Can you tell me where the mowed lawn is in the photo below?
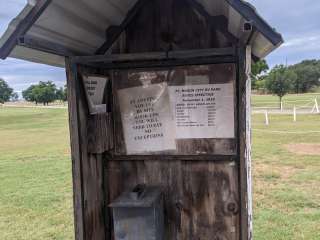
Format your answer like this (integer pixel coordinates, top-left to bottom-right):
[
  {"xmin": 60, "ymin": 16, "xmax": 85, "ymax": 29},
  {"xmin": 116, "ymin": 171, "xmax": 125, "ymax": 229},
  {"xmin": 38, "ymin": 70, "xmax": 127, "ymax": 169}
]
[
  {"xmin": 1, "ymin": 99, "xmax": 320, "ymax": 239},
  {"xmin": 252, "ymin": 113, "xmax": 320, "ymax": 240},
  {"xmin": 0, "ymin": 107, "xmax": 73, "ymax": 240}
]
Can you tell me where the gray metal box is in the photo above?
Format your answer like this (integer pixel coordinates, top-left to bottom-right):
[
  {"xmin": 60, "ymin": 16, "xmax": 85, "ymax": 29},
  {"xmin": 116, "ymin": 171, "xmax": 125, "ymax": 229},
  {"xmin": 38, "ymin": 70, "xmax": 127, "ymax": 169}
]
[{"xmin": 109, "ymin": 185, "xmax": 164, "ymax": 240}]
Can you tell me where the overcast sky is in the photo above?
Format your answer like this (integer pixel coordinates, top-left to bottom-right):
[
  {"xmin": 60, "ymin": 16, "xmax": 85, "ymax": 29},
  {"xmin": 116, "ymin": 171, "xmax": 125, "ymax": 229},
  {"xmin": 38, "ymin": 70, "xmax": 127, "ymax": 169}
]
[{"xmin": 0, "ymin": 0, "xmax": 319, "ymax": 95}]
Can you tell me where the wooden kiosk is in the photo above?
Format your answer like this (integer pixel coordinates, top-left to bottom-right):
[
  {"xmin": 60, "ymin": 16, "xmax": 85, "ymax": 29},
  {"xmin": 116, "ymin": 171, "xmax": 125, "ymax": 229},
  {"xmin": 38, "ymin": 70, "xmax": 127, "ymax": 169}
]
[{"xmin": 0, "ymin": 0, "xmax": 283, "ymax": 239}]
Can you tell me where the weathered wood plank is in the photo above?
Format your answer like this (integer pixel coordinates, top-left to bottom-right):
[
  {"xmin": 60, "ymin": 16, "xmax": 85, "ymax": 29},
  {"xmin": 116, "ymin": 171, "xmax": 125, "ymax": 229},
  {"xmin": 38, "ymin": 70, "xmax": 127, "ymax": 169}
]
[
  {"xmin": 105, "ymin": 1, "xmax": 241, "ymax": 240},
  {"xmin": 72, "ymin": 48, "xmax": 236, "ymax": 65},
  {"xmin": 87, "ymin": 113, "xmax": 112, "ymax": 154},
  {"xmin": 77, "ymin": 66, "xmax": 113, "ymax": 154},
  {"xmin": 67, "ymin": 60, "xmax": 111, "ymax": 240},
  {"xmin": 238, "ymin": 46, "xmax": 253, "ymax": 240},
  {"xmin": 108, "ymin": 154, "xmax": 237, "ymax": 161},
  {"xmin": 66, "ymin": 57, "xmax": 84, "ymax": 240},
  {"xmin": 95, "ymin": 0, "xmax": 149, "ymax": 54},
  {"xmin": 180, "ymin": 161, "xmax": 239, "ymax": 239},
  {"xmin": 81, "ymin": 153, "xmax": 107, "ymax": 240}
]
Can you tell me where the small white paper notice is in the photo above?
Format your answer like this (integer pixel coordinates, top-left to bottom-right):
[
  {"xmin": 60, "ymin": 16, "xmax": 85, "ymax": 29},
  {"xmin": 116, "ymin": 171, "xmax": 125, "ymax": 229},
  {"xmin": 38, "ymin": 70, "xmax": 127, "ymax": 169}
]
[
  {"xmin": 118, "ymin": 83, "xmax": 176, "ymax": 154},
  {"xmin": 169, "ymin": 83, "xmax": 234, "ymax": 139},
  {"xmin": 83, "ymin": 75, "xmax": 108, "ymax": 114}
]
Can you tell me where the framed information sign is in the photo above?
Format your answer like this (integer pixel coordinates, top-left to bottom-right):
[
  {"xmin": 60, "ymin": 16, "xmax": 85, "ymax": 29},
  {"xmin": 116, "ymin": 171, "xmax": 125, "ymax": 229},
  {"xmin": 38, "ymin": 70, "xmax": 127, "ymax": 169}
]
[{"xmin": 113, "ymin": 63, "xmax": 236, "ymax": 155}]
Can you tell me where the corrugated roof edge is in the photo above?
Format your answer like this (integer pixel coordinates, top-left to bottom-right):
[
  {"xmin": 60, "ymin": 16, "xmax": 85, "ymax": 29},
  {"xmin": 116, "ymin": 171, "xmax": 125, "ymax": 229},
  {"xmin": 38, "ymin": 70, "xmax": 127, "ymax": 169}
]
[
  {"xmin": 0, "ymin": 0, "xmax": 52, "ymax": 60},
  {"xmin": 0, "ymin": 0, "xmax": 284, "ymax": 64},
  {"xmin": 227, "ymin": 0, "xmax": 284, "ymax": 46}
]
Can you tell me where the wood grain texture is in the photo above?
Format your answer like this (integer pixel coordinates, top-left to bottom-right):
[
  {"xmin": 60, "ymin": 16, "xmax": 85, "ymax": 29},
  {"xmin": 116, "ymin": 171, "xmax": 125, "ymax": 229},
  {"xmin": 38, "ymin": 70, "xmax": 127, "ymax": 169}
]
[
  {"xmin": 105, "ymin": 1, "xmax": 240, "ymax": 239},
  {"xmin": 66, "ymin": 58, "xmax": 84, "ymax": 240},
  {"xmin": 67, "ymin": 1, "xmax": 251, "ymax": 239},
  {"xmin": 87, "ymin": 113, "xmax": 112, "ymax": 154},
  {"xmin": 77, "ymin": 66, "xmax": 113, "ymax": 154},
  {"xmin": 180, "ymin": 161, "xmax": 239, "ymax": 240},
  {"xmin": 67, "ymin": 60, "xmax": 110, "ymax": 240},
  {"xmin": 238, "ymin": 46, "xmax": 253, "ymax": 240}
]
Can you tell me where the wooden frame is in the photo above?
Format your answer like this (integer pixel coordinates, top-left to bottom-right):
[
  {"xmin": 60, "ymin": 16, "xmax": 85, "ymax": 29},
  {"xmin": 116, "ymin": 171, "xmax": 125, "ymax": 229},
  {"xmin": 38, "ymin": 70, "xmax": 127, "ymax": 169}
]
[
  {"xmin": 72, "ymin": 47, "xmax": 236, "ymax": 65},
  {"xmin": 66, "ymin": 46, "xmax": 252, "ymax": 239},
  {"xmin": 71, "ymin": 48, "xmax": 239, "ymax": 161}
]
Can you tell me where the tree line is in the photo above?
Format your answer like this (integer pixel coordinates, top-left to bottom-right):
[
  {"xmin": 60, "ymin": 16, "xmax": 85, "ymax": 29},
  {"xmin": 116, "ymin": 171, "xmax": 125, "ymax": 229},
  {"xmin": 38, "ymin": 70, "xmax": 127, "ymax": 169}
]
[
  {"xmin": 0, "ymin": 78, "xmax": 18, "ymax": 103},
  {"xmin": 22, "ymin": 81, "xmax": 67, "ymax": 105},
  {"xmin": 252, "ymin": 59, "xmax": 320, "ymax": 105},
  {"xmin": 0, "ymin": 78, "xmax": 67, "ymax": 105},
  {"xmin": 1, "ymin": 59, "xmax": 320, "ymax": 105}
]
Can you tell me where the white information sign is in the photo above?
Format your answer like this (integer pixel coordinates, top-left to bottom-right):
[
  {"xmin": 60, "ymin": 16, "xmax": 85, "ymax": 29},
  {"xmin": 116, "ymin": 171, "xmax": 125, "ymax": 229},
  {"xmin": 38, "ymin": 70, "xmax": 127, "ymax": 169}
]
[
  {"xmin": 83, "ymin": 75, "xmax": 108, "ymax": 114},
  {"xmin": 117, "ymin": 83, "xmax": 176, "ymax": 154},
  {"xmin": 169, "ymin": 83, "xmax": 234, "ymax": 139}
]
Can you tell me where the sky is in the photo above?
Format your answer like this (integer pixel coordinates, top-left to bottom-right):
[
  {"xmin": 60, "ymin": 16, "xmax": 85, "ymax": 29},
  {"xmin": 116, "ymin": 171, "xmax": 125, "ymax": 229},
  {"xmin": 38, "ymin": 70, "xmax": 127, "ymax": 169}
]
[{"xmin": 0, "ymin": 0, "xmax": 319, "ymax": 95}]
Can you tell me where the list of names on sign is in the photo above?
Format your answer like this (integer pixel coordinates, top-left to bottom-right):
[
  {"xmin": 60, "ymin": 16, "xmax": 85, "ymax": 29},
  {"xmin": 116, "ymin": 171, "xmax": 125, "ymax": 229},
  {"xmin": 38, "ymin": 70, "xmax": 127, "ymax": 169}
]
[
  {"xmin": 169, "ymin": 83, "xmax": 235, "ymax": 139},
  {"xmin": 117, "ymin": 83, "xmax": 176, "ymax": 154}
]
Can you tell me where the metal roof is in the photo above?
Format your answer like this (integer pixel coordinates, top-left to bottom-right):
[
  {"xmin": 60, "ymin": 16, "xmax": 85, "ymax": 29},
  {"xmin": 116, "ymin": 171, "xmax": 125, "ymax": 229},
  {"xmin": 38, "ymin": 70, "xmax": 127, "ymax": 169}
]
[{"xmin": 0, "ymin": 0, "xmax": 283, "ymax": 68}]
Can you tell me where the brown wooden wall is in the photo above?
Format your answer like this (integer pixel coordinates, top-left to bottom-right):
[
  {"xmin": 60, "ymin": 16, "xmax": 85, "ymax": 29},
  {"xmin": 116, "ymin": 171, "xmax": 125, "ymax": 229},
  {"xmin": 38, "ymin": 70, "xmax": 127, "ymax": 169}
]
[{"xmin": 66, "ymin": 0, "xmax": 252, "ymax": 239}]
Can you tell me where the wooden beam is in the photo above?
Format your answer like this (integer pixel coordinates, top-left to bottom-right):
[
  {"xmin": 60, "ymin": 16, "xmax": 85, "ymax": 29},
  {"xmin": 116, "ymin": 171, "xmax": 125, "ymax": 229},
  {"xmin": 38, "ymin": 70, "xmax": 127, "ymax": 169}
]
[
  {"xmin": 187, "ymin": 0, "xmax": 239, "ymax": 44},
  {"xmin": 238, "ymin": 46, "xmax": 253, "ymax": 240},
  {"xmin": 65, "ymin": 58, "xmax": 85, "ymax": 240},
  {"xmin": 72, "ymin": 51, "xmax": 167, "ymax": 64},
  {"xmin": 0, "ymin": 0, "xmax": 52, "ymax": 59},
  {"xmin": 72, "ymin": 47, "xmax": 236, "ymax": 64},
  {"xmin": 168, "ymin": 47, "xmax": 236, "ymax": 59},
  {"xmin": 95, "ymin": 0, "xmax": 148, "ymax": 55},
  {"xmin": 107, "ymin": 154, "xmax": 237, "ymax": 162},
  {"xmin": 18, "ymin": 36, "xmax": 81, "ymax": 57},
  {"xmin": 81, "ymin": 56, "xmax": 237, "ymax": 70}
]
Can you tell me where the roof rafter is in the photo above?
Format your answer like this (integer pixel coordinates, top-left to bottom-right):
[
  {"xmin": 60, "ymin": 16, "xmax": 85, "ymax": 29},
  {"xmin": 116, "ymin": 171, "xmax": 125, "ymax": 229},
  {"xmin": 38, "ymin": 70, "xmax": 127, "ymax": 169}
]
[
  {"xmin": 187, "ymin": 0, "xmax": 239, "ymax": 45},
  {"xmin": 17, "ymin": 36, "xmax": 82, "ymax": 57},
  {"xmin": 95, "ymin": 0, "xmax": 148, "ymax": 55},
  {"xmin": 0, "ymin": 0, "xmax": 52, "ymax": 59}
]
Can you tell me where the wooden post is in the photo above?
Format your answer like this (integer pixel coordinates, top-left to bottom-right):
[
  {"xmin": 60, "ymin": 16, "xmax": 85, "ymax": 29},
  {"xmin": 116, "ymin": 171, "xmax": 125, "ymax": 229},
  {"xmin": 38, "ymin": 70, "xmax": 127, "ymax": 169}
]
[
  {"xmin": 293, "ymin": 105, "xmax": 297, "ymax": 122},
  {"xmin": 65, "ymin": 58, "xmax": 109, "ymax": 240},
  {"xmin": 238, "ymin": 46, "xmax": 253, "ymax": 240},
  {"xmin": 311, "ymin": 98, "xmax": 319, "ymax": 113},
  {"xmin": 65, "ymin": 58, "xmax": 85, "ymax": 240},
  {"xmin": 265, "ymin": 110, "xmax": 269, "ymax": 126}
]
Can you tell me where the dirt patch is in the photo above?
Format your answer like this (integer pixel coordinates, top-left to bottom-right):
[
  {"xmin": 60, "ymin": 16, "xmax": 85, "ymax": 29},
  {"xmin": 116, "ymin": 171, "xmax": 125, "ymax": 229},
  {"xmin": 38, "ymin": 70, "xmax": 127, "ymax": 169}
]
[{"xmin": 285, "ymin": 143, "xmax": 320, "ymax": 156}]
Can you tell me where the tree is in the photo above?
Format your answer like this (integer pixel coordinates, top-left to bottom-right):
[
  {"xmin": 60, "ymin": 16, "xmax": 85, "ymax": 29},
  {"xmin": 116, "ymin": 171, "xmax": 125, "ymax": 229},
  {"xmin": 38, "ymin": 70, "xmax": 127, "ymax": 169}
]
[
  {"xmin": 23, "ymin": 85, "xmax": 37, "ymax": 103},
  {"xmin": 55, "ymin": 85, "xmax": 67, "ymax": 102},
  {"xmin": 23, "ymin": 81, "xmax": 58, "ymax": 105},
  {"xmin": 10, "ymin": 92, "xmax": 19, "ymax": 102},
  {"xmin": 289, "ymin": 60, "xmax": 320, "ymax": 93},
  {"xmin": 251, "ymin": 59, "xmax": 269, "ymax": 90},
  {"xmin": 265, "ymin": 65, "xmax": 296, "ymax": 108},
  {"xmin": 0, "ymin": 78, "xmax": 14, "ymax": 103}
]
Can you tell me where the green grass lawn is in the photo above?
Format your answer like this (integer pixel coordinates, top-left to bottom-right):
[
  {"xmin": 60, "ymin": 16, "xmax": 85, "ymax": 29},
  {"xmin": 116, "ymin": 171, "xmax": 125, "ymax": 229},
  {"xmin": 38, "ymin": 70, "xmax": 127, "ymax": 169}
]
[
  {"xmin": 252, "ymin": 113, "xmax": 320, "ymax": 240},
  {"xmin": 0, "ymin": 100, "xmax": 319, "ymax": 239},
  {"xmin": 0, "ymin": 107, "xmax": 73, "ymax": 240}
]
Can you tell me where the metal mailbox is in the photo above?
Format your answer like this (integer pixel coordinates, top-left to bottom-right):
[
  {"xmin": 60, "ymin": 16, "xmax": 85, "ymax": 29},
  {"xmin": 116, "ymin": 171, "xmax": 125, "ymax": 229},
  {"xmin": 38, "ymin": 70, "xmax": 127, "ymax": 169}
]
[{"xmin": 109, "ymin": 185, "xmax": 164, "ymax": 240}]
